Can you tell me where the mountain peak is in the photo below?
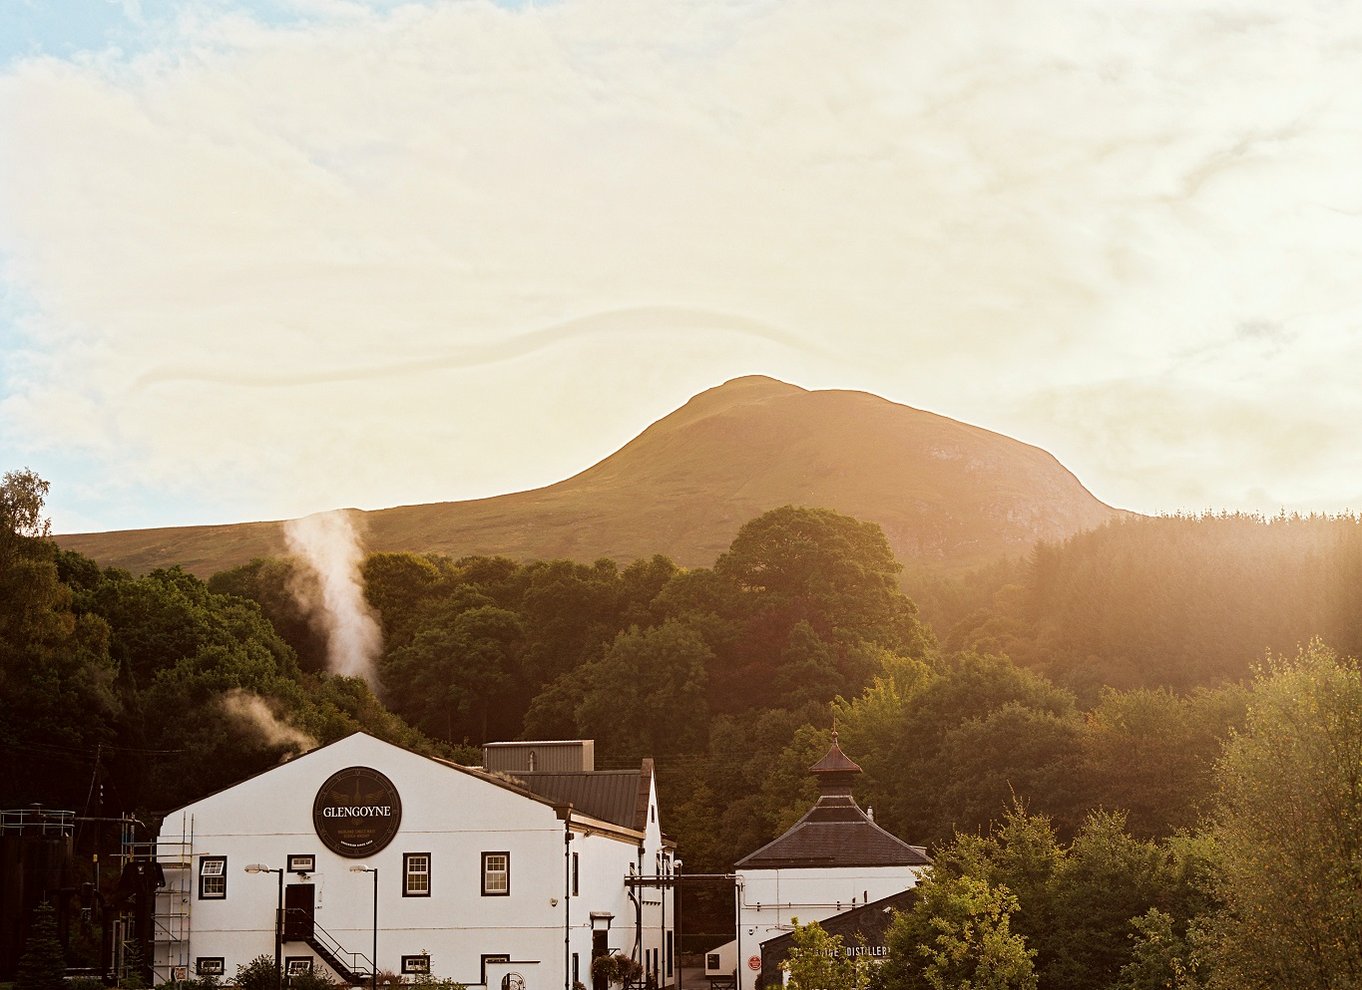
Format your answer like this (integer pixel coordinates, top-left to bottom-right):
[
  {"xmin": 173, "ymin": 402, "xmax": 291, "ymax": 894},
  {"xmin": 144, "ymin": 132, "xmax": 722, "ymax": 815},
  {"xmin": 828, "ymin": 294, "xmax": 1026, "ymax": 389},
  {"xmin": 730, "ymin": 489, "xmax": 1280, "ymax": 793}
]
[{"xmin": 57, "ymin": 378, "xmax": 1122, "ymax": 577}]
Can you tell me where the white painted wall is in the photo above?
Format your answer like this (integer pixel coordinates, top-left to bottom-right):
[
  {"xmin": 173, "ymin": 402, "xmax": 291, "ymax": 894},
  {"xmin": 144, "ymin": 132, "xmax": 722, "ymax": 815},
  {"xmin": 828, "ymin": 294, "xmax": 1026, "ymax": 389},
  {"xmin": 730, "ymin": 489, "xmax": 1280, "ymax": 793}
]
[
  {"xmin": 152, "ymin": 734, "xmax": 672, "ymax": 990},
  {"xmin": 734, "ymin": 866, "xmax": 924, "ymax": 990}
]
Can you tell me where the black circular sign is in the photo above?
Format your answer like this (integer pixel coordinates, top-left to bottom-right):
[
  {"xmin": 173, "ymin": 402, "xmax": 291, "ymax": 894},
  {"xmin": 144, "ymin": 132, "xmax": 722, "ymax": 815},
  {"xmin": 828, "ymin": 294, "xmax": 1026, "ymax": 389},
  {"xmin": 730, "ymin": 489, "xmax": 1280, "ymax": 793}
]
[{"xmin": 312, "ymin": 766, "xmax": 402, "ymax": 858}]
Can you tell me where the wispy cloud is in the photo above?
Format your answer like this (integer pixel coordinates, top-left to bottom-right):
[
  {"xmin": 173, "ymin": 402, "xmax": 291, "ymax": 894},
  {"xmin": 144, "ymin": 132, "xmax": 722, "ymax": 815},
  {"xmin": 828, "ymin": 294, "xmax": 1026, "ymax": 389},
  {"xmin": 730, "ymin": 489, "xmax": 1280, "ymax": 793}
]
[
  {"xmin": 2, "ymin": 0, "xmax": 1361, "ymax": 530},
  {"xmin": 130, "ymin": 306, "xmax": 820, "ymax": 389}
]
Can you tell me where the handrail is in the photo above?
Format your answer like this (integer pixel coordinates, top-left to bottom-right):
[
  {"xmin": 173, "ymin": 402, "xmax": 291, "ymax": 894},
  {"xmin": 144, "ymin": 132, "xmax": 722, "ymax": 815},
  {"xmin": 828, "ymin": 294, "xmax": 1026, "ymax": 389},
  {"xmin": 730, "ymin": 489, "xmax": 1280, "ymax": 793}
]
[{"xmin": 281, "ymin": 909, "xmax": 373, "ymax": 978}]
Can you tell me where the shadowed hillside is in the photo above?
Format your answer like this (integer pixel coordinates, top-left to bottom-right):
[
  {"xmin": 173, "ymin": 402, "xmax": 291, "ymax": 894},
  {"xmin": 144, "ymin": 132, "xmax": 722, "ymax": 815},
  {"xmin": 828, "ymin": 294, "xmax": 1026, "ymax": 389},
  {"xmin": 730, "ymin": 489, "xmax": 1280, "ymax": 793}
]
[{"xmin": 58, "ymin": 376, "xmax": 1124, "ymax": 576}]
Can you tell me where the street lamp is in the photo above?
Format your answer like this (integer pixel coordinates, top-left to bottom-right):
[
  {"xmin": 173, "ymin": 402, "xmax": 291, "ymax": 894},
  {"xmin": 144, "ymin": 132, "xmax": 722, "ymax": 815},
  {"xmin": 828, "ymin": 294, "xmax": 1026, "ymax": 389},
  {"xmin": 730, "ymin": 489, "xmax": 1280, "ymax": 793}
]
[
  {"xmin": 244, "ymin": 865, "xmax": 284, "ymax": 990},
  {"xmin": 349, "ymin": 866, "xmax": 378, "ymax": 990}
]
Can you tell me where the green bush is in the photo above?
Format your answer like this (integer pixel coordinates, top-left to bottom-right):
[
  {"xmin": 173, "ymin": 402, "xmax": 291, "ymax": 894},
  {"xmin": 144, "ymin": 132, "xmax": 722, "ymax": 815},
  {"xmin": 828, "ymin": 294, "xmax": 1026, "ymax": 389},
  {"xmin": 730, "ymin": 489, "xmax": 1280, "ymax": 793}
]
[{"xmin": 234, "ymin": 956, "xmax": 279, "ymax": 990}]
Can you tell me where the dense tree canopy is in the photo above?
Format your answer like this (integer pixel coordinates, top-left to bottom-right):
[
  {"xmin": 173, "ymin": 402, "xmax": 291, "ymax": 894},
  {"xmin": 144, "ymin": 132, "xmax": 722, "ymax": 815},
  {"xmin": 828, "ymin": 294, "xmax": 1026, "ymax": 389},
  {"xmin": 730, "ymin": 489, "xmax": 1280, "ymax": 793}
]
[
  {"xmin": 925, "ymin": 513, "xmax": 1362, "ymax": 698},
  {"xmin": 13, "ymin": 471, "xmax": 1362, "ymax": 990}
]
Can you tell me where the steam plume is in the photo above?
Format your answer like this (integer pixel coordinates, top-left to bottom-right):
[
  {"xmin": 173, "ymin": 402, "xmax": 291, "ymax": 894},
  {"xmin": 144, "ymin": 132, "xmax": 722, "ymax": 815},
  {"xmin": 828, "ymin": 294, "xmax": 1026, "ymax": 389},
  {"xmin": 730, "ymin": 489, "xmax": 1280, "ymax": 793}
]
[
  {"xmin": 284, "ymin": 509, "xmax": 384, "ymax": 693},
  {"xmin": 221, "ymin": 688, "xmax": 319, "ymax": 757}
]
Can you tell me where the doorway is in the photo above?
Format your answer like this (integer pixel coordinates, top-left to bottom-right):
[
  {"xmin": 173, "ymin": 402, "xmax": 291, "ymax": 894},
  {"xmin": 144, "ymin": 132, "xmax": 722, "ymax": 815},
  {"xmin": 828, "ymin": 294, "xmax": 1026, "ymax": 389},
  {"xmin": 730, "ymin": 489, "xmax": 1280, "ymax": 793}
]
[{"xmin": 283, "ymin": 884, "xmax": 315, "ymax": 940}]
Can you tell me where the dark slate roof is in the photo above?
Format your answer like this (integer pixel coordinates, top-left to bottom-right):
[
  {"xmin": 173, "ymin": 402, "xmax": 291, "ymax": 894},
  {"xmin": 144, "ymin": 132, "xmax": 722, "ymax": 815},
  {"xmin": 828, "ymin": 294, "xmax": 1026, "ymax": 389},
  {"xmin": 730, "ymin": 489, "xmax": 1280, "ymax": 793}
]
[
  {"xmin": 735, "ymin": 793, "xmax": 931, "ymax": 869},
  {"xmin": 509, "ymin": 760, "xmax": 652, "ymax": 832},
  {"xmin": 810, "ymin": 739, "xmax": 862, "ymax": 775},
  {"xmin": 736, "ymin": 736, "xmax": 929, "ymax": 870},
  {"xmin": 759, "ymin": 888, "xmax": 917, "ymax": 955}
]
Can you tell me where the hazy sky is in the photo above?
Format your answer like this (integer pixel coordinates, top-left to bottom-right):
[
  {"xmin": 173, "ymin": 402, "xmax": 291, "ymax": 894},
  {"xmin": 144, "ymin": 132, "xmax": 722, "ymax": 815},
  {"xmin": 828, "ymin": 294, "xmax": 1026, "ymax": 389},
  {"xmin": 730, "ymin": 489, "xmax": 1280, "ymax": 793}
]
[{"xmin": 2, "ymin": 0, "xmax": 1360, "ymax": 534}]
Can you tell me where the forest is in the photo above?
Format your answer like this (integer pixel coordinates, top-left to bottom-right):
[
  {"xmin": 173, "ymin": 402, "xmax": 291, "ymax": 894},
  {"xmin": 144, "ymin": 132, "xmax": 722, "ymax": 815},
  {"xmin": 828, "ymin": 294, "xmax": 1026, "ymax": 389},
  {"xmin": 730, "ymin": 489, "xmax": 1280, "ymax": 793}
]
[{"xmin": 4, "ymin": 466, "xmax": 1362, "ymax": 990}]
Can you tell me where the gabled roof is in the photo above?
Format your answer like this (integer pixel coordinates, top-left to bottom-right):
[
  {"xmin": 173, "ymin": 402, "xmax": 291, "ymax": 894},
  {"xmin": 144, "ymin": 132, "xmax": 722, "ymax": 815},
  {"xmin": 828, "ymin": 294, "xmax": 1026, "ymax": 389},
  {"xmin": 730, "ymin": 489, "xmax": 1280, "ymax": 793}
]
[{"xmin": 162, "ymin": 731, "xmax": 655, "ymax": 841}]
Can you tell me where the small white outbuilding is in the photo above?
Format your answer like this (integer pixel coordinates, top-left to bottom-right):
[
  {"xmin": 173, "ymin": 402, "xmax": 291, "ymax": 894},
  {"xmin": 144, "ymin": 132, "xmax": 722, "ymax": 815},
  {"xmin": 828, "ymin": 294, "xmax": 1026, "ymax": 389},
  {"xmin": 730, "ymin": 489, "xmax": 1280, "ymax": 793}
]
[{"xmin": 151, "ymin": 732, "xmax": 675, "ymax": 990}]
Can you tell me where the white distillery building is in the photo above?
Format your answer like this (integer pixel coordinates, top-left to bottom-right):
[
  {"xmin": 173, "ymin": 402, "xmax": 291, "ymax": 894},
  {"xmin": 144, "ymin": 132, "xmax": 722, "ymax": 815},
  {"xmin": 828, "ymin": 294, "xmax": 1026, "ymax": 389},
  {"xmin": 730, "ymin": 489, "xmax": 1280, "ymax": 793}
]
[
  {"xmin": 151, "ymin": 733, "xmax": 676, "ymax": 990},
  {"xmin": 720, "ymin": 736, "xmax": 930, "ymax": 990}
]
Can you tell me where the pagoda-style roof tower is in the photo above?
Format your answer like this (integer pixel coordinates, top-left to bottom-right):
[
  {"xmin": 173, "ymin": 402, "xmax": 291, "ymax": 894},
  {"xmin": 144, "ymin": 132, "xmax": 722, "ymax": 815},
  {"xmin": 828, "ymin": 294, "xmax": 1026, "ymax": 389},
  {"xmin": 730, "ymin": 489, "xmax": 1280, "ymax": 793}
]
[{"xmin": 735, "ymin": 734, "xmax": 930, "ymax": 870}]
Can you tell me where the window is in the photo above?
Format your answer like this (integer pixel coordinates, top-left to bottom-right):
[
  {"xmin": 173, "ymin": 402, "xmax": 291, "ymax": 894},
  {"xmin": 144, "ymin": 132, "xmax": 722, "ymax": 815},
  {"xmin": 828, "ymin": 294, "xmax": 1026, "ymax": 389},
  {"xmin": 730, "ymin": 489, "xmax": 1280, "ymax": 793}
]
[
  {"xmin": 288, "ymin": 854, "xmax": 315, "ymax": 874},
  {"xmin": 573, "ymin": 953, "xmax": 580, "ymax": 987},
  {"xmin": 198, "ymin": 857, "xmax": 226, "ymax": 900},
  {"xmin": 572, "ymin": 852, "xmax": 579, "ymax": 896},
  {"xmin": 706, "ymin": 954, "xmax": 720, "ymax": 971},
  {"xmin": 286, "ymin": 959, "xmax": 314, "ymax": 977},
  {"xmin": 402, "ymin": 956, "xmax": 431, "ymax": 975},
  {"xmin": 666, "ymin": 933, "xmax": 673, "ymax": 978},
  {"xmin": 196, "ymin": 959, "xmax": 224, "ymax": 976},
  {"xmin": 481, "ymin": 852, "xmax": 509, "ymax": 896},
  {"xmin": 404, "ymin": 853, "xmax": 431, "ymax": 897}
]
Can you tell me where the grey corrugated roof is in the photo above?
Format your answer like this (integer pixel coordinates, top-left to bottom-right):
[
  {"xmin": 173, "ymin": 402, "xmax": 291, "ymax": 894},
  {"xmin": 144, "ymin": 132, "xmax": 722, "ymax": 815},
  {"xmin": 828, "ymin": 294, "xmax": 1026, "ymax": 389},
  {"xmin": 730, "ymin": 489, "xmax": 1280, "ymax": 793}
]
[{"xmin": 510, "ymin": 762, "xmax": 651, "ymax": 832}]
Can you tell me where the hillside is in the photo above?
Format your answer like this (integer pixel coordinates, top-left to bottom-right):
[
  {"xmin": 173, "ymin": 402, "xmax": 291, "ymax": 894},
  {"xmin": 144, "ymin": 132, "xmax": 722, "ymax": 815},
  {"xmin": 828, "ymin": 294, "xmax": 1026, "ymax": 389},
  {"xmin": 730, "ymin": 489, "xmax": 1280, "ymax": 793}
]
[{"xmin": 57, "ymin": 375, "xmax": 1125, "ymax": 577}]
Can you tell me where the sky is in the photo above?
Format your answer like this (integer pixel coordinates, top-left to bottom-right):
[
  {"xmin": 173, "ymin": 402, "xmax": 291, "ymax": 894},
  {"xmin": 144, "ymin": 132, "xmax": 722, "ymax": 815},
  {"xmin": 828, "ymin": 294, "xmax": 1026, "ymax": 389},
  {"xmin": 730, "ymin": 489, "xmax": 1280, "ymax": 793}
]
[{"xmin": 1, "ymin": 0, "xmax": 1360, "ymax": 535}]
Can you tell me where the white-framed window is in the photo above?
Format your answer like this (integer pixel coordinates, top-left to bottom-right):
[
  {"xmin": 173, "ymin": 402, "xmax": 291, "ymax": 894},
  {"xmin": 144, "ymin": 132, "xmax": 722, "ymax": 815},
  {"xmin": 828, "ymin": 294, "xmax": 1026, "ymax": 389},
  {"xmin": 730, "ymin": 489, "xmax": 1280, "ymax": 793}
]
[
  {"xmin": 286, "ymin": 958, "xmax": 314, "ymax": 977},
  {"xmin": 401, "ymin": 955, "xmax": 431, "ymax": 975},
  {"xmin": 481, "ymin": 852, "xmax": 509, "ymax": 896},
  {"xmin": 196, "ymin": 958, "xmax": 224, "ymax": 976},
  {"xmin": 404, "ymin": 853, "xmax": 431, "ymax": 897},
  {"xmin": 288, "ymin": 854, "xmax": 316, "ymax": 874},
  {"xmin": 198, "ymin": 857, "xmax": 227, "ymax": 900}
]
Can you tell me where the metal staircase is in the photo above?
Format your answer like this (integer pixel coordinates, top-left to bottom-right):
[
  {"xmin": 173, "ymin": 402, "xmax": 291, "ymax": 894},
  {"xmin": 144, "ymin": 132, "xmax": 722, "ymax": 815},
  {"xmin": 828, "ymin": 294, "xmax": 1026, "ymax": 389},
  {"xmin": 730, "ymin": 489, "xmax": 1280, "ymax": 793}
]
[{"xmin": 283, "ymin": 909, "xmax": 373, "ymax": 986}]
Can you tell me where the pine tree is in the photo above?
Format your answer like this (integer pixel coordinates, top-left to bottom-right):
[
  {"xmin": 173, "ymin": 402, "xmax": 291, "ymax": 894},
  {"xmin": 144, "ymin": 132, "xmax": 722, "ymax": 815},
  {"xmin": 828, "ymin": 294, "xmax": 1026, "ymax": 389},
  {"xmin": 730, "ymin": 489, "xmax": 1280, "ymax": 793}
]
[{"xmin": 15, "ymin": 901, "xmax": 66, "ymax": 990}]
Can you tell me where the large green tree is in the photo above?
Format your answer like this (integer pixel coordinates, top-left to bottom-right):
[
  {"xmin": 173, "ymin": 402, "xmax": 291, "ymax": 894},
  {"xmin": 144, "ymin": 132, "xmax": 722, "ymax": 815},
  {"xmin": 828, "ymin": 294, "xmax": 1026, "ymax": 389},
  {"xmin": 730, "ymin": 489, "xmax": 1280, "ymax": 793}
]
[
  {"xmin": 572, "ymin": 620, "xmax": 711, "ymax": 761},
  {"xmin": 933, "ymin": 802, "xmax": 1207, "ymax": 990},
  {"xmin": 877, "ymin": 874, "xmax": 1036, "ymax": 990},
  {"xmin": 208, "ymin": 557, "xmax": 330, "ymax": 672},
  {"xmin": 835, "ymin": 652, "xmax": 1083, "ymax": 844},
  {"xmin": 715, "ymin": 505, "xmax": 931, "ymax": 653},
  {"xmin": 711, "ymin": 506, "xmax": 933, "ymax": 710},
  {"xmin": 784, "ymin": 919, "xmax": 875, "ymax": 990},
  {"xmin": 0, "ymin": 471, "xmax": 120, "ymax": 806},
  {"xmin": 382, "ymin": 600, "xmax": 525, "ymax": 743},
  {"xmin": 1080, "ymin": 685, "xmax": 1247, "ymax": 838},
  {"xmin": 1198, "ymin": 641, "xmax": 1362, "ymax": 989}
]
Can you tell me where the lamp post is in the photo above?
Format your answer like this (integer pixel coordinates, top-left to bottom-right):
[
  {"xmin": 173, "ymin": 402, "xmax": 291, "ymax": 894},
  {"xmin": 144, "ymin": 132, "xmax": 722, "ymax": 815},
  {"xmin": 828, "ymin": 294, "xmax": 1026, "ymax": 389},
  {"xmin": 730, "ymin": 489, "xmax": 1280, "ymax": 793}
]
[
  {"xmin": 349, "ymin": 866, "xmax": 378, "ymax": 990},
  {"xmin": 244, "ymin": 865, "xmax": 284, "ymax": 990}
]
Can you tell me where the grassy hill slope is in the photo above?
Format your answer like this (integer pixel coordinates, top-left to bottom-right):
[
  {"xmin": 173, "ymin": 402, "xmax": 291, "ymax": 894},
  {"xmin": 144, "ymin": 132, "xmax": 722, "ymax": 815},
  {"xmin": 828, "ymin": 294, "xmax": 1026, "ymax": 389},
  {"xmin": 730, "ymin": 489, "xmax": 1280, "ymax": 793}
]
[{"xmin": 58, "ymin": 375, "xmax": 1125, "ymax": 576}]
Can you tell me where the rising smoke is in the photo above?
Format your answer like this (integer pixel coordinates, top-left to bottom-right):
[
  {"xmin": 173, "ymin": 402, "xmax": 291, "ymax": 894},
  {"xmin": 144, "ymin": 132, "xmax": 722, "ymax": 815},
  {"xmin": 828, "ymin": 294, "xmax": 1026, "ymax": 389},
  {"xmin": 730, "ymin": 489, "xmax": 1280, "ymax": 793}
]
[
  {"xmin": 221, "ymin": 688, "xmax": 319, "ymax": 757},
  {"xmin": 284, "ymin": 509, "xmax": 385, "ymax": 693}
]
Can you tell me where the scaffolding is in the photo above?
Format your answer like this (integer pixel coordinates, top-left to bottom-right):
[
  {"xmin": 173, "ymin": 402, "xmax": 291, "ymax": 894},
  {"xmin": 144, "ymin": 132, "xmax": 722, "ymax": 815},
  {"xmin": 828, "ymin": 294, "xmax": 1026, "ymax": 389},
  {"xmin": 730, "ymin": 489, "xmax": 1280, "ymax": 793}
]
[{"xmin": 122, "ymin": 816, "xmax": 194, "ymax": 985}]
